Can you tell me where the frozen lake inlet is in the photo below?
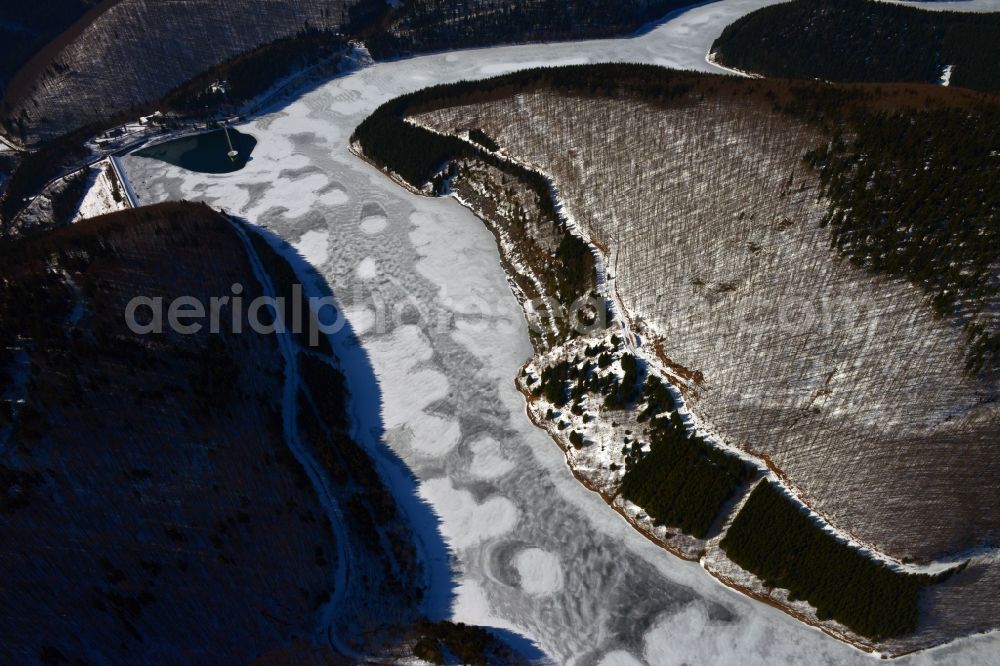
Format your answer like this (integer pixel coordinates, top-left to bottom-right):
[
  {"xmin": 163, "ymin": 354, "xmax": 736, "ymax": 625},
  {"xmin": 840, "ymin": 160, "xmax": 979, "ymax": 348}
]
[{"xmin": 121, "ymin": 1, "xmax": 1000, "ymax": 662}]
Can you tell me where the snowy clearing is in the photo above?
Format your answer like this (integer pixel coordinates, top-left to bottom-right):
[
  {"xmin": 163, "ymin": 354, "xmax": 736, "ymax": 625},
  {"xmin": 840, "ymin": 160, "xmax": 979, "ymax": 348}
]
[{"xmin": 72, "ymin": 159, "xmax": 130, "ymax": 222}]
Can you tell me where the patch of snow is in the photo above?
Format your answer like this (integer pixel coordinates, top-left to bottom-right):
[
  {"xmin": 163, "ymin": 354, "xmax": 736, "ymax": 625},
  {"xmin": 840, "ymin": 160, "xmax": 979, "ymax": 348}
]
[
  {"xmin": 596, "ymin": 650, "xmax": 645, "ymax": 666},
  {"xmin": 467, "ymin": 435, "xmax": 515, "ymax": 480},
  {"xmin": 360, "ymin": 214, "xmax": 388, "ymax": 234},
  {"xmin": 367, "ymin": 325, "xmax": 460, "ymax": 457},
  {"xmin": 643, "ymin": 602, "xmax": 826, "ymax": 666},
  {"xmin": 513, "ymin": 547, "xmax": 563, "ymax": 595},
  {"xmin": 356, "ymin": 256, "xmax": 378, "ymax": 280},
  {"xmin": 451, "ymin": 579, "xmax": 527, "ymax": 640},
  {"xmin": 342, "ymin": 304, "xmax": 376, "ymax": 336},
  {"xmin": 940, "ymin": 64, "xmax": 954, "ymax": 86},
  {"xmin": 72, "ymin": 159, "xmax": 129, "ymax": 221},
  {"xmin": 419, "ymin": 477, "xmax": 519, "ymax": 549},
  {"xmin": 294, "ymin": 229, "xmax": 329, "ymax": 266}
]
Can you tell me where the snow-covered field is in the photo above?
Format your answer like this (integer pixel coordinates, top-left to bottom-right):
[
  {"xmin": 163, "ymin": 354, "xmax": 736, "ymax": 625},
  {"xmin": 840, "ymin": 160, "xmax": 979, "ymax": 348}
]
[
  {"xmin": 121, "ymin": 1, "xmax": 1000, "ymax": 662},
  {"xmin": 71, "ymin": 159, "xmax": 130, "ymax": 222}
]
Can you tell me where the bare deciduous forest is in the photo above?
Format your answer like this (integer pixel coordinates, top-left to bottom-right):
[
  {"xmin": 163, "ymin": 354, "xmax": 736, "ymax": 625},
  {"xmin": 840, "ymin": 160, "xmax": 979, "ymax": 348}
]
[
  {"xmin": 1, "ymin": 0, "xmax": 694, "ymax": 146},
  {"xmin": 1, "ymin": 0, "xmax": 352, "ymax": 144},
  {"xmin": 417, "ymin": 84, "xmax": 999, "ymax": 564},
  {"xmin": 353, "ymin": 64, "xmax": 1000, "ymax": 651}
]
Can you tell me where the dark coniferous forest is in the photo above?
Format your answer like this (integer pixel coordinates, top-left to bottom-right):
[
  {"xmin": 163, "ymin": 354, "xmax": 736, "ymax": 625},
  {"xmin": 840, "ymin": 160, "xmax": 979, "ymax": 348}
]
[
  {"xmin": 804, "ymin": 106, "xmax": 1000, "ymax": 372},
  {"xmin": 721, "ymin": 481, "xmax": 940, "ymax": 640},
  {"xmin": 364, "ymin": 0, "xmax": 692, "ymax": 58},
  {"xmin": 620, "ymin": 407, "xmax": 753, "ymax": 539},
  {"xmin": 712, "ymin": 0, "xmax": 1000, "ymax": 91}
]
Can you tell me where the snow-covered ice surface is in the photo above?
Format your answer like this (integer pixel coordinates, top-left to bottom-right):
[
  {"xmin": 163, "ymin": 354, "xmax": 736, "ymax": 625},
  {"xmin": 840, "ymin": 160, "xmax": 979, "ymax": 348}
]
[
  {"xmin": 121, "ymin": 1, "xmax": 1000, "ymax": 662},
  {"xmin": 293, "ymin": 228, "xmax": 330, "ymax": 266}
]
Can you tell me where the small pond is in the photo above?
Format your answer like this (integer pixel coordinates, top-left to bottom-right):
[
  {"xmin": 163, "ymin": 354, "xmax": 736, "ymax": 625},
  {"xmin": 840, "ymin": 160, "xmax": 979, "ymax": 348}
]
[{"xmin": 132, "ymin": 128, "xmax": 256, "ymax": 173}]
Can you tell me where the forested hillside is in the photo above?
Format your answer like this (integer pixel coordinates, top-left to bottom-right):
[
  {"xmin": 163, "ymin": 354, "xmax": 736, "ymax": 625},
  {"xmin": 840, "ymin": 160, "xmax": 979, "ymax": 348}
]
[
  {"xmin": 0, "ymin": 0, "xmax": 694, "ymax": 146},
  {"xmin": 0, "ymin": 202, "xmax": 526, "ymax": 663},
  {"xmin": 415, "ymin": 70, "xmax": 999, "ymax": 558},
  {"xmin": 0, "ymin": 0, "xmax": 105, "ymax": 98},
  {"xmin": 711, "ymin": 0, "xmax": 1000, "ymax": 91},
  {"xmin": 364, "ymin": 0, "xmax": 690, "ymax": 58},
  {"xmin": 354, "ymin": 64, "xmax": 1000, "ymax": 653},
  {"xmin": 0, "ymin": 0, "xmax": 353, "ymax": 146},
  {"xmin": 803, "ymin": 105, "xmax": 1000, "ymax": 372},
  {"xmin": 0, "ymin": 203, "xmax": 341, "ymax": 661}
]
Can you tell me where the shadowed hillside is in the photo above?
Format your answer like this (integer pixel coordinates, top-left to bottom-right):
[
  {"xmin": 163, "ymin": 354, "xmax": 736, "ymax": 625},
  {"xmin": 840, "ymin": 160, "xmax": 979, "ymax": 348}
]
[
  {"xmin": 0, "ymin": 202, "xmax": 341, "ymax": 661},
  {"xmin": 0, "ymin": 202, "xmax": 531, "ymax": 663},
  {"xmin": 0, "ymin": 1, "xmax": 107, "ymax": 99}
]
